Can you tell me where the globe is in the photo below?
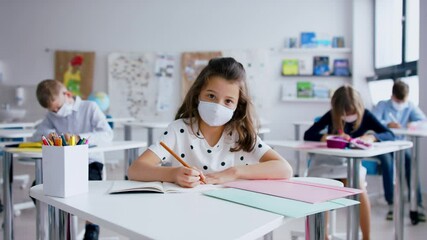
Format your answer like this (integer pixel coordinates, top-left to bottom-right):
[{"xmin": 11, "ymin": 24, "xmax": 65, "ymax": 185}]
[{"xmin": 88, "ymin": 92, "xmax": 110, "ymax": 112}]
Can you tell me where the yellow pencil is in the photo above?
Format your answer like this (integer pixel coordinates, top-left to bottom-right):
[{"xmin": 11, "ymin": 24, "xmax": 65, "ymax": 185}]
[{"xmin": 159, "ymin": 141, "xmax": 206, "ymax": 184}]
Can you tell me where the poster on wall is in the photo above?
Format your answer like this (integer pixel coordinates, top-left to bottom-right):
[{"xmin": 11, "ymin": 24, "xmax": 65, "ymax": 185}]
[
  {"xmin": 181, "ymin": 51, "xmax": 222, "ymax": 99},
  {"xmin": 54, "ymin": 51, "xmax": 95, "ymax": 99},
  {"xmin": 108, "ymin": 52, "xmax": 178, "ymax": 120}
]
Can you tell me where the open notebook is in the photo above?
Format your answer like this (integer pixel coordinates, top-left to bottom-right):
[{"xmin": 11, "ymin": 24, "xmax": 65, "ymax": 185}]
[{"xmin": 109, "ymin": 180, "xmax": 222, "ymax": 194}]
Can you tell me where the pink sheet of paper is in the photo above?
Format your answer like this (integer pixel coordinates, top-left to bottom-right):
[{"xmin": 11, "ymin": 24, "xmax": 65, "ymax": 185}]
[{"xmin": 223, "ymin": 179, "xmax": 362, "ymax": 203}]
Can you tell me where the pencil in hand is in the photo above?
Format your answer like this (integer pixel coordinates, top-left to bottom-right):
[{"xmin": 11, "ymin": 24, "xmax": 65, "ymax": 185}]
[{"xmin": 159, "ymin": 141, "xmax": 206, "ymax": 184}]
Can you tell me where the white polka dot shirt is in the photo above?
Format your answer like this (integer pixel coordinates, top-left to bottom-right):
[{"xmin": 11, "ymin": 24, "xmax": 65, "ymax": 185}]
[{"xmin": 149, "ymin": 119, "xmax": 271, "ymax": 173}]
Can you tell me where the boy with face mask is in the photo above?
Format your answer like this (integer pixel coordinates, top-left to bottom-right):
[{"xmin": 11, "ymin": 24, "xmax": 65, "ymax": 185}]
[
  {"xmin": 31, "ymin": 79, "xmax": 113, "ymax": 240},
  {"xmin": 373, "ymin": 80, "xmax": 426, "ymax": 222}
]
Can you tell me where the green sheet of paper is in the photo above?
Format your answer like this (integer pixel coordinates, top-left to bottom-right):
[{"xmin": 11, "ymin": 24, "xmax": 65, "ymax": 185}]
[{"xmin": 204, "ymin": 188, "xmax": 359, "ymax": 218}]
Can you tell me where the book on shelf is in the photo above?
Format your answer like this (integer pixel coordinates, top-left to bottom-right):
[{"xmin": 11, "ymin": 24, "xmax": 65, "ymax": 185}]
[
  {"xmin": 297, "ymin": 81, "xmax": 313, "ymax": 98},
  {"xmin": 282, "ymin": 59, "xmax": 299, "ymax": 75},
  {"xmin": 312, "ymin": 85, "xmax": 330, "ymax": 99},
  {"xmin": 300, "ymin": 32, "xmax": 317, "ymax": 48},
  {"xmin": 333, "ymin": 59, "xmax": 350, "ymax": 76},
  {"xmin": 313, "ymin": 56, "xmax": 330, "ymax": 76},
  {"xmin": 109, "ymin": 180, "xmax": 221, "ymax": 194},
  {"xmin": 332, "ymin": 36, "xmax": 345, "ymax": 48}
]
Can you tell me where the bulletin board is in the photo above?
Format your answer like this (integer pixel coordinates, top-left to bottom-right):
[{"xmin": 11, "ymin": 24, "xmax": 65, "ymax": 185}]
[
  {"xmin": 108, "ymin": 52, "xmax": 176, "ymax": 120},
  {"xmin": 180, "ymin": 51, "xmax": 222, "ymax": 99},
  {"xmin": 54, "ymin": 51, "xmax": 95, "ymax": 99}
]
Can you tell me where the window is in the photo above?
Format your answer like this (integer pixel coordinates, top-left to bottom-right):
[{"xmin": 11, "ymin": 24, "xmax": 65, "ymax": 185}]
[
  {"xmin": 373, "ymin": 0, "xmax": 419, "ymax": 80},
  {"xmin": 369, "ymin": 76, "xmax": 419, "ymax": 106}
]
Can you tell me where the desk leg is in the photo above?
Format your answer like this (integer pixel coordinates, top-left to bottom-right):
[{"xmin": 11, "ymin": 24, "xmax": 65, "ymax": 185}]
[
  {"xmin": 409, "ymin": 137, "xmax": 419, "ymax": 224},
  {"xmin": 3, "ymin": 151, "xmax": 14, "ymax": 240},
  {"xmin": 306, "ymin": 212, "xmax": 326, "ymax": 240},
  {"xmin": 346, "ymin": 157, "xmax": 360, "ymax": 240},
  {"xmin": 394, "ymin": 150, "xmax": 405, "ymax": 240},
  {"xmin": 147, "ymin": 128, "xmax": 153, "ymax": 147},
  {"xmin": 124, "ymin": 124, "xmax": 132, "ymax": 141},
  {"xmin": 294, "ymin": 125, "xmax": 300, "ymax": 177},
  {"xmin": 49, "ymin": 205, "xmax": 59, "ymax": 239},
  {"xmin": 58, "ymin": 209, "xmax": 71, "ymax": 240},
  {"xmin": 35, "ymin": 158, "xmax": 48, "ymax": 240},
  {"xmin": 263, "ymin": 232, "xmax": 273, "ymax": 240},
  {"xmin": 124, "ymin": 148, "xmax": 139, "ymax": 179}
]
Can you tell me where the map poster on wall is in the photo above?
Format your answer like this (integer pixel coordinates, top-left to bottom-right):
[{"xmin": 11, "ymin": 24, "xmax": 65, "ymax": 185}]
[
  {"xmin": 108, "ymin": 52, "xmax": 156, "ymax": 120},
  {"xmin": 54, "ymin": 51, "xmax": 95, "ymax": 99},
  {"xmin": 181, "ymin": 51, "xmax": 222, "ymax": 99}
]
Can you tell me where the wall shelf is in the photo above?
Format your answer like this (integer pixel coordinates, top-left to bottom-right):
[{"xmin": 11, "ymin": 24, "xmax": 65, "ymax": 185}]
[
  {"xmin": 281, "ymin": 74, "xmax": 352, "ymax": 78},
  {"xmin": 281, "ymin": 98, "xmax": 330, "ymax": 103},
  {"xmin": 274, "ymin": 48, "xmax": 352, "ymax": 54}
]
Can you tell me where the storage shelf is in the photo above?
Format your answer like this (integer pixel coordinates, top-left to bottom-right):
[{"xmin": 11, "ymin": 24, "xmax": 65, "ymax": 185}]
[
  {"xmin": 281, "ymin": 74, "xmax": 352, "ymax": 78},
  {"xmin": 274, "ymin": 48, "xmax": 352, "ymax": 54},
  {"xmin": 281, "ymin": 98, "xmax": 330, "ymax": 103}
]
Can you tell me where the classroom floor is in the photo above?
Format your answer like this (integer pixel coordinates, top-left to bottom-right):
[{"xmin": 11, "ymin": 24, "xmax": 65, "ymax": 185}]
[{"xmin": 2, "ymin": 158, "xmax": 426, "ymax": 240}]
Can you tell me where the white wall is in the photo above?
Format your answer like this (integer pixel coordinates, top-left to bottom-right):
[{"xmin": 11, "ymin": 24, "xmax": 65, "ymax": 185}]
[{"xmin": 3, "ymin": 1, "xmax": 395, "ymax": 168}]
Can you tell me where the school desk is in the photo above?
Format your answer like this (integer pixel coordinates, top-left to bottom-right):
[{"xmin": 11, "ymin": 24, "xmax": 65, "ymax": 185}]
[
  {"xmin": 2, "ymin": 141, "xmax": 147, "ymax": 240},
  {"xmin": 0, "ymin": 119, "xmax": 41, "ymax": 129},
  {"xmin": 123, "ymin": 121, "xmax": 169, "ymax": 146},
  {"xmin": 264, "ymin": 140, "xmax": 412, "ymax": 240},
  {"xmin": 391, "ymin": 128, "xmax": 427, "ymax": 225},
  {"xmin": 0, "ymin": 128, "xmax": 35, "ymax": 139},
  {"xmin": 29, "ymin": 179, "xmax": 355, "ymax": 240},
  {"xmin": 292, "ymin": 120, "xmax": 314, "ymax": 176}
]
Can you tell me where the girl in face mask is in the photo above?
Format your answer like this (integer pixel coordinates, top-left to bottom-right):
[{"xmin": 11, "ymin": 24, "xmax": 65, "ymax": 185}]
[
  {"xmin": 128, "ymin": 57, "xmax": 293, "ymax": 187},
  {"xmin": 303, "ymin": 85, "xmax": 395, "ymax": 240}
]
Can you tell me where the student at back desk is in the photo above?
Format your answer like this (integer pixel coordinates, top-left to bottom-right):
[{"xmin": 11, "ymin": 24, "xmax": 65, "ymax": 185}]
[
  {"xmin": 31, "ymin": 79, "xmax": 113, "ymax": 240},
  {"xmin": 304, "ymin": 85, "xmax": 395, "ymax": 240}
]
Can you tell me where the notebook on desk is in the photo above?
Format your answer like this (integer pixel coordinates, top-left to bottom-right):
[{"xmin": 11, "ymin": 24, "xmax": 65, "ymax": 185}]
[
  {"xmin": 109, "ymin": 180, "xmax": 222, "ymax": 194},
  {"xmin": 203, "ymin": 188, "xmax": 359, "ymax": 218},
  {"xmin": 223, "ymin": 179, "xmax": 362, "ymax": 203}
]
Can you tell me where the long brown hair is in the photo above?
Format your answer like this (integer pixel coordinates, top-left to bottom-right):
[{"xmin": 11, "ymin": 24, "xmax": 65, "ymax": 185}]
[
  {"xmin": 331, "ymin": 85, "xmax": 365, "ymax": 133},
  {"xmin": 175, "ymin": 57, "xmax": 258, "ymax": 152}
]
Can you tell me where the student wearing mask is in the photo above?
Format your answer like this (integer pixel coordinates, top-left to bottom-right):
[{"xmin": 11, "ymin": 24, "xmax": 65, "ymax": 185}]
[
  {"xmin": 32, "ymin": 79, "xmax": 113, "ymax": 240},
  {"xmin": 372, "ymin": 80, "xmax": 425, "ymax": 222}
]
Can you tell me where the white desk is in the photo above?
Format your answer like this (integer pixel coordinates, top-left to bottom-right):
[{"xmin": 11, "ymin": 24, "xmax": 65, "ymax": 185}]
[
  {"xmin": 264, "ymin": 140, "xmax": 412, "ymax": 240},
  {"xmin": 123, "ymin": 121, "xmax": 170, "ymax": 146},
  {"xmin": 391, "ymin": 128, "xmax": 427, "ymax": 225},
  {"xmin": 0, "ymin": 119, "xmax": 41, "ymax": 129},
  {"xmin": 31, "ymin": 181, "xmax": 285, "ymax": 240},
  {"xmin": 2, "ymin": 141, "xmax": 147, "ymax": 240},
  {"xmin": 0, "ymin": 129, "xmax": 35, "ymax": 139}
]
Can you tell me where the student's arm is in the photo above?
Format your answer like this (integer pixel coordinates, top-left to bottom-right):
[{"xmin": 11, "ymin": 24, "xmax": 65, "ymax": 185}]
[
  {"xmin": 408, "ymin": 104, "xmax": 426, "ymax": 123},
  {"xmin": 362, "ymin": 110, "xmax": 395, "ymax": 141},
  {"xmin": 30, "ymin": 117, "xmax": 56, "ymax": 142},
  {"xmin": 371, "ymin": 101, "xmax": 388, "ymax": 125},
  {"xmin": 205, "ymin": 148, "xmax": 293, "ymax": 184},
  {"xmin": 128, "ymin": 149, "xmax": 204, "ymax": 188},
  {"xmin": 79, "ymin": 103, "xmax": 113, "ymax": 145},
  {"xmin": 303, "ymin": 112, "xmax": 331, "ymax": 141}
]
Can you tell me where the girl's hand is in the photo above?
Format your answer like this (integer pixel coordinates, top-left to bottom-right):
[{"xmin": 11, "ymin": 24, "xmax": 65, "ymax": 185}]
[
  {"xmin": 205, "ymin": 167, "xmax": 238, "ymax": 185},
  {"xmin": 358, "ymin": 134, "xmax": 377, "ymax": 143},
  {"xmin": 172, "ymin": 166, "xmax": 204, "ymax": 188}
]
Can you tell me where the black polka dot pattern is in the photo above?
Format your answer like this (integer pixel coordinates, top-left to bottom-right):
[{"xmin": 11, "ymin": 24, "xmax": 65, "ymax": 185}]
[
  {"xmin": 197, "ymin": 132, "xmax": 200, "ymax": 136},
  {"xmin": 181, "ymin": 153, "xmax": 185, "ymax": 158},
  {"xmin": 221, "ymin": 162, "xmax": 225, "ymax": 166},
  {"xmin": 164, "ymin": 131, "xmax": 168, "ymax": 135},
  {"xmin": 190, "ymin": 145, "xmax": 193, "ymax": 150},
  {"xmin": 207, "ymin": 149, "xmax": 212, "ymax": 153},
  {"xmin": 258, "ymin": 144, "xmax": 262, "ymax": 148},
  {"xmin": 180, "ymin": 129, "xmax": 184, "ymax": 133},
  {"xmin": 162, "ymin": 157, "xmax": 166, "ymax": 160},
  {"xmin": 240, "ymin": 156, "xmax": 244, "ymax": 161},
  {"xmin": 203, "ymin": 166, "xmax": 208, "ymax": 170}
]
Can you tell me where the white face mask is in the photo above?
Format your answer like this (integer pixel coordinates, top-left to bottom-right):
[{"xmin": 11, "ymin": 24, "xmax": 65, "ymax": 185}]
[
  {"xmin": 342, "ymin": 114, "xmax": 358, "ymax": 123},
  {"xmin": 54, "ymin": 101, "xmax": 73, "ymax": 118},
  {"xmin": 391, "ymin": 100, "xmax": 408, "ymax": 111},
  {"xmin": 198, "ymin": 100, "xmax": 235, "ymax": 127}
]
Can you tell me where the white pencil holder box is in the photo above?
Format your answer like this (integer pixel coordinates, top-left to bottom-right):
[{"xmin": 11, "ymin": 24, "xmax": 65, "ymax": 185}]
[{"xmin": 42, "ymin": 145, "xmax": 89, "ymax": 198}]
